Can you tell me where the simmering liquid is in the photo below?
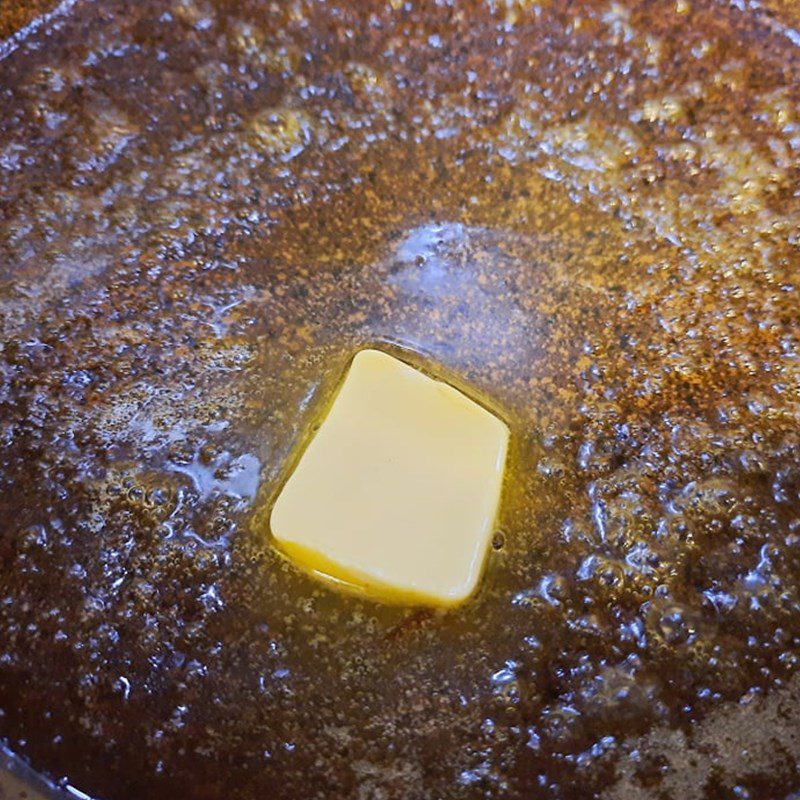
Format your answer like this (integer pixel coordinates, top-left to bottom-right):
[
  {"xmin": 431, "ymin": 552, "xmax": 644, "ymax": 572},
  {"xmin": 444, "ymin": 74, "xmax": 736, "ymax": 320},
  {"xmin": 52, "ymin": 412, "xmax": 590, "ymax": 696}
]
[{"xmin": 1, "ymin": 0, "xmax": 799, "ymax": 798}]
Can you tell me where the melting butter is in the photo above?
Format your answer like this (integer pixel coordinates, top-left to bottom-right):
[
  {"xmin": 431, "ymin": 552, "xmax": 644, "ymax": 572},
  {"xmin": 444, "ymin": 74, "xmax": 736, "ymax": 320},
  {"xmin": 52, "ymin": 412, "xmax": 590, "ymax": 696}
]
[{"xmin": 270, "ymin": 349, "xmax": 509, "ymax": 607}]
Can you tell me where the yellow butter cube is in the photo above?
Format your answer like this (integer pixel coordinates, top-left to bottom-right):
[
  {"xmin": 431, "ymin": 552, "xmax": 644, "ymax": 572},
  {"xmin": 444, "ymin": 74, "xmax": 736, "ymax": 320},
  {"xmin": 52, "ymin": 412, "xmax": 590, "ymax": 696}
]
[{"xmin": 270, "ymin": 349, "xmax": 509, "ymax": 607}]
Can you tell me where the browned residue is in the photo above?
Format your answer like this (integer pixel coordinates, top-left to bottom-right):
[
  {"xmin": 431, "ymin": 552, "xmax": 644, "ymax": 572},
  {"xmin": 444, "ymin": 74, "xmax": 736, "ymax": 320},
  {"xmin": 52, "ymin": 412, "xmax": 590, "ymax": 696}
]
[{"xmin": 0, "ymin": 1, "xmax": 799, "ymax": 799}]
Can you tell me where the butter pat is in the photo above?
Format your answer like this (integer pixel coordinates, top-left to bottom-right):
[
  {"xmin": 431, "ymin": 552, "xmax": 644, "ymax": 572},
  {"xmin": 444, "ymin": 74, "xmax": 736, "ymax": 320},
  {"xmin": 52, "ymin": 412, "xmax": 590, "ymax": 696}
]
[{"xmin": 270, "ymin": 349, "xmax": 509, "ymax": 607}]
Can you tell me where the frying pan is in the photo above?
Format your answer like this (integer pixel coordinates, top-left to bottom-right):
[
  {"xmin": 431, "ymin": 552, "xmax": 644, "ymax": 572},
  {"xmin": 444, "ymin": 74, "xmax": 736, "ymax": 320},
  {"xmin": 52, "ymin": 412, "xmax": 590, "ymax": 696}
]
[{"xmin": 1, "ymin": 0, "xmax": 799, "ymax": 798}]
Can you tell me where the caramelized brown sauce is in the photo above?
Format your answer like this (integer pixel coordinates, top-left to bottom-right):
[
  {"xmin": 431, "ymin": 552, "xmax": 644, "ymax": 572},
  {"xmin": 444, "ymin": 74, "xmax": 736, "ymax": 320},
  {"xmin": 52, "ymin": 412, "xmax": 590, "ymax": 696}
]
[{"xmin": 1, "ymin": 0, "xmax": 799, "ymax": 798}]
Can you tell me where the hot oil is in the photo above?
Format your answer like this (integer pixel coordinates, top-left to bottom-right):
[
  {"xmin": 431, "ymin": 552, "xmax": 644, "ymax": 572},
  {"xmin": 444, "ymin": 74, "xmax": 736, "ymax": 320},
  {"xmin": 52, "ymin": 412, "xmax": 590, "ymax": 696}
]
[{"xmin": 0, "ymin": 0, "xmax": 799, "ymax": 798}]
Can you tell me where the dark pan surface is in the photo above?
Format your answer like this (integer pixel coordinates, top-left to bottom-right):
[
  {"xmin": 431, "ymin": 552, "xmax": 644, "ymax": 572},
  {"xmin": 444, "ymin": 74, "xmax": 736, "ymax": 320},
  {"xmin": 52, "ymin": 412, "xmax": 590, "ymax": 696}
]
[{"xmin": 1, "ymin": 1, "xmax": 799, "ymax": 798}]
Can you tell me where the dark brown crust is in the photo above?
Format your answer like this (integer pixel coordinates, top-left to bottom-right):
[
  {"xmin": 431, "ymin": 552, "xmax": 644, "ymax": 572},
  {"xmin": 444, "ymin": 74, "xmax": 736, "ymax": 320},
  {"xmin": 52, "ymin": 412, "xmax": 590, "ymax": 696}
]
[
  {"xmin": 0, "ymin": 0, "xmax": 61, "ymax": 42},
  {"xmin": 0, "ymin": 1, "xmax": 799, "ymax": 799}
]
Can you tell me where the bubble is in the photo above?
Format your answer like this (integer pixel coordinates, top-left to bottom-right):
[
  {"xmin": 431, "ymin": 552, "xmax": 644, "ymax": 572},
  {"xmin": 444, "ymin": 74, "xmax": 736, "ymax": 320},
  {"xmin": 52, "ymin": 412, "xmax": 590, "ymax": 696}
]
[
  {"xmin": 248, "ymin": 108, "xmax": 313, "ymax": 161},
  {"xmin": 646, "ymin": 601, "xmax": 698, "ymax": 647}
]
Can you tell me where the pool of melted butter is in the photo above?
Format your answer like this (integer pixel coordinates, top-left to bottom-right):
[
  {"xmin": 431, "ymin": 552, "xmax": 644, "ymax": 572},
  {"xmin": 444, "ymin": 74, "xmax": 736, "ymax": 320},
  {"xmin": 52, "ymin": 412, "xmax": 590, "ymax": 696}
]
[{"xmin": 1, "ymin": 0, "xmax": 799, "ymax": 798}]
